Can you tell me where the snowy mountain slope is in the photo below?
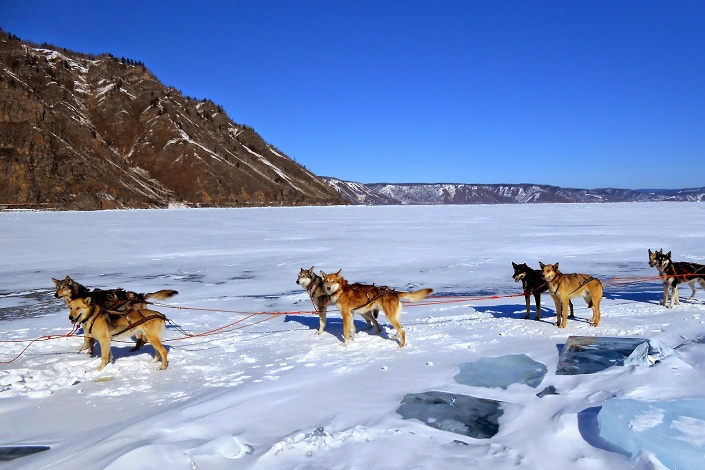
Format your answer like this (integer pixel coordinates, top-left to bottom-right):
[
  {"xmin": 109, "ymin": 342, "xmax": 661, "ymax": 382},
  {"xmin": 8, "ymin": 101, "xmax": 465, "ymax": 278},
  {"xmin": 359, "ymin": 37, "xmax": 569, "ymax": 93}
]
[{"xmin": 0, "ymin": 31, "xmax": 344, "ymax": 209}]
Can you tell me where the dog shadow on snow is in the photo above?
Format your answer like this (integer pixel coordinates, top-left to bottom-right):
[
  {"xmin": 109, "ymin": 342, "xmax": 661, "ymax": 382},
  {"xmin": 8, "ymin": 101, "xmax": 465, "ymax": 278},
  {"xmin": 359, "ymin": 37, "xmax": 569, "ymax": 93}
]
[
  {"xmin": 283, "ymin": 315, "xmax": 393, "ymax": 343},
  {"xmin": 82, "ymin": 335, "xmax": 172, "ymax": 362},
  {"xmin": 473, "ymin": 303, "xmax": 594, "ymax": 326},
  {"xmin": 475, "ymin": 285, "xmax": 666, "ymax": 325}
]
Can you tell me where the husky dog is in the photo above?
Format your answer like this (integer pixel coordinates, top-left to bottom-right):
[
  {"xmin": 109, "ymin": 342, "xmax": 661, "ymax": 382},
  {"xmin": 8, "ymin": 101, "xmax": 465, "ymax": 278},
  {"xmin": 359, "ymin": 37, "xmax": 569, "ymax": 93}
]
[
  {"xmin": 297, "ymin": 267, "xmax": 379, "ymax": 335},
  {"xmin": 512, "ymin": 262, "xmax": 573, "ymax": 321},
  {"xmin": 539, "ymin": 262, "xmax": 603, "ymax": 328},
  {"xmin": 68, "ymin": 297, "xmax": 168, "ymax": 371},
  {"xmin": 53, "ymin": 275, "xmax": 177, "ymax": 353},
  {"xmin": 320, "ymin": 269, "xmax": 432, "ymax": 347},
  {"xmin": 649, "ymin": 249, "xmax": 705, "ymax": 308}
]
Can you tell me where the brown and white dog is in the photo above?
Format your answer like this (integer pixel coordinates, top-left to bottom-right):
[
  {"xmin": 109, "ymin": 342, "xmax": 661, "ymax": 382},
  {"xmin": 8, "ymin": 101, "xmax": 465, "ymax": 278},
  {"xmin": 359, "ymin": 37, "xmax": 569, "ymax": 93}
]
[
  {"xmin": 320, "ymin": 269, "xmax": 432, "ymax": 347},
  {"xmin": 296, "ymin": 267, "xmax": 378, "ymax": 335},
  {"xmin": 539, "ymin": 262, "xmax": 603, "ymax": 328}
]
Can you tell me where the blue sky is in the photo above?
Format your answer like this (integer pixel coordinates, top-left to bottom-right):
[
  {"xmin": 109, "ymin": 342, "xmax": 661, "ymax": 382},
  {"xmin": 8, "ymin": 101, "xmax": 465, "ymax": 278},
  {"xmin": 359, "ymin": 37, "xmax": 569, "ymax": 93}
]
[{"xmin": 2, "ymin": 1, "xmax": 704, "ymax": 189}]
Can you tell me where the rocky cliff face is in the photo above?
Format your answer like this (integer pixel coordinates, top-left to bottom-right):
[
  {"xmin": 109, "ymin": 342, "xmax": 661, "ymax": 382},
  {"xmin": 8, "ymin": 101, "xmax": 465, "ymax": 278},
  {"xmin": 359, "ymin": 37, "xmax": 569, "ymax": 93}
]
[{"xmin": 0, "ymin": 31, "xmax": 345, "ymax": 210}]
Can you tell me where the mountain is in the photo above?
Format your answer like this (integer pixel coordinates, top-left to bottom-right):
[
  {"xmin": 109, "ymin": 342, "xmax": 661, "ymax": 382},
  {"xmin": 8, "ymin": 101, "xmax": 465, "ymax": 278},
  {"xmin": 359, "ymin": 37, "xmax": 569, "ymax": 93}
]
[
  {"xmin": 322, "ymin": 178, "xmax": 705, "ymax": 205},
  {"xmin": 0, "ymin": 30, "xmax": 345, "ymax": 210}
]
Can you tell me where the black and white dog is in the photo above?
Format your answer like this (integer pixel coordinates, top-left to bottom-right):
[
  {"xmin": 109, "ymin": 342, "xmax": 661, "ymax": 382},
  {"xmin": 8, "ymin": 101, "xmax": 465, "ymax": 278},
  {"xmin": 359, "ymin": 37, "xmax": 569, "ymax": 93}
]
[
  {"xmin": 512, "ymin": 262, "xmax": 573, "ymax": 321},
  {"xmin": 649, "ymin": 249, "xmax": 705, "ymax": 307}
]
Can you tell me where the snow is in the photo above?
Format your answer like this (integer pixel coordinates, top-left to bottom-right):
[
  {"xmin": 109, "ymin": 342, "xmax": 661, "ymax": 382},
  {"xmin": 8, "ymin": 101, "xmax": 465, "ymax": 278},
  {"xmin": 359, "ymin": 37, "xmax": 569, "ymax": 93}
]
[{"xmin": 1, "ymin": 202, "xmax": 705, "ymax": 469}]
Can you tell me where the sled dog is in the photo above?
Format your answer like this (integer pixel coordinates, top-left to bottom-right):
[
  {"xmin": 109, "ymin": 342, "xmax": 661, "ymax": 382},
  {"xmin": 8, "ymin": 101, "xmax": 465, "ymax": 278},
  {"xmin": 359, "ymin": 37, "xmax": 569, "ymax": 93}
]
[
  {"xmin": 67, "ymin": 296, "xmax": 168, "ymax": 371},
  {"xmin": 53, "ymin": 275, "xmax": 177, "ymax": 353},
  {"xmin": 296, "ymin": 267, "xmax": 378, "ymax": 335},
  {"xmin": 512, "ymin": 262, "xmax": 573, "ymax": 321},
  {"xmin": 539, "ymin": 262, "xmax": 603, "ymax": 328},
  {"xmin": 320, "ymin": 269, "xmax": 433, "ymax": 347},
  {"xmin": 648, "ymin": 249, "xmax": 705, "ymax": 308}
]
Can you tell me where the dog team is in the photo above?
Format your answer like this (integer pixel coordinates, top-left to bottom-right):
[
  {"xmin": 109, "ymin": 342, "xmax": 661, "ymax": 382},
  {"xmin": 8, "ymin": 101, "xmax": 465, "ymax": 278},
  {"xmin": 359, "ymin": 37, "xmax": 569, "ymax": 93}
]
[{"xmin": 51, "ymin": 249, "xmax": 704, "ymax": 371}]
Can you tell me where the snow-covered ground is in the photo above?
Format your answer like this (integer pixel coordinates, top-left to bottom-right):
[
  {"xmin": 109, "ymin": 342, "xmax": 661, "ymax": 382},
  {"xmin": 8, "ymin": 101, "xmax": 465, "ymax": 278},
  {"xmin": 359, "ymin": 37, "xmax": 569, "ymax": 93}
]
[{"xmin": 1, "ymin": 203, "xmax": 704, "ymax": 469}]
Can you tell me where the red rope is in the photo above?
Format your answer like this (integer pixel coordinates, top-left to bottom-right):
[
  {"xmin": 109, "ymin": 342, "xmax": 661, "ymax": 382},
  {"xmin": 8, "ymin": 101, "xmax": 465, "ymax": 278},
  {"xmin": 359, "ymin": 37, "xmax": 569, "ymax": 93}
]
[
  {"xmin": 0, "ymin": 324, "xmax": 79, "ymax": 364},
  {"xmin": 0, "ymin": 274, "xmax": 672, "ymax": 363}
]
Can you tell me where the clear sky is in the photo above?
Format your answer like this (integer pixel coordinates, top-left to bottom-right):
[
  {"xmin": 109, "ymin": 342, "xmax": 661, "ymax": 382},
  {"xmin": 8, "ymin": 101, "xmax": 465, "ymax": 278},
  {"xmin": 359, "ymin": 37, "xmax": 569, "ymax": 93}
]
[{"xmin": 2, "ymin": 1, "xmax": 704, "ymax": 189}]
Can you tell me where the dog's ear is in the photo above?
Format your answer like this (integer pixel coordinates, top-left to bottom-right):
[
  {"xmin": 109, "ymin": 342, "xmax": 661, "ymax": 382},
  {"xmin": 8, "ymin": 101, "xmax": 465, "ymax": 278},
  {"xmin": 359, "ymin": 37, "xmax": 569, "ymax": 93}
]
[
  {"xmin": 648, "ymin": 249, "xmax": 652, "ymax": 256},
  {"xmin": 554, "ymin": 262, "xmax": 559, "ymax": 270},
  {"xmin": 539, "ymin": 261, "xmax": 545, "ymax": 269},
  {"xmin": 320, "ymin": 270, "xmax": 327, "ymax": 278},
  {"xmin": 84, "ymin": 296, "xmax": 92, "ymax": 305},
  {"xmin": 64, "ymin": 275, "xmax": 71, "ymax": 282},
  {"xmin": 658, "ymin": 248, "xmax": 663, "ymax": 255},
  {"xmin": 309, "ymin": 266, "xmax": 315, "ymax": 273},
  {"xmin": 335, "ymin": 269, "xmax": 342, "ymax": 276},
  {"xmin": 512, "ymin": 262, "xmax": 518, "ymax": 268},
  {"xmin": 52, "ymin": 278, "xmax": 60, "ymax": 286},
  {"xmin": 666, "ymin": 251, "xmax": 671, "ymax": 259}
]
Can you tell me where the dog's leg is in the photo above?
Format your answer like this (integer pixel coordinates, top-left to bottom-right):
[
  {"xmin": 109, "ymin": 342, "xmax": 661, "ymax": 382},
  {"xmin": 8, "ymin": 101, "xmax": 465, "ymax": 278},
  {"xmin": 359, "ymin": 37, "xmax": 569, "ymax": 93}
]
[
  {"xmin": 524, "ymin": 293, "xmax": 532, "ymax": 320},
  {"xmin": 96, "ymin": 336, "xmax": 112, "ymax": 371},
  {"xmin": 686, "ymin": 280, "xmax": 698, "ymax": 300},
  {"xmin": 130, "ymin": 334, "xmax": 145, "ymax": 352},
  {"xmin": 386, "ymin": 303, "xmax": 406, "ymax": 347},
  {"xmin": 364, "ymin": 309, "xmax": 381, "ymax": 334},
  {"xmin": 591, "ymin": 299, "xmax": 602, "ymax": 327},
  {"xmin": 697, "ymin": 279, "xmax": 705, "ymax": 300},
  {"xmin": 661, "ymin": 280, "xmax": 669, "ymax": 305},
  {"xmin": 590, "ymin": 287, "xmax": 603, "ymax": 327},
  {"xmin": 668, "ymin": 282, "xmax": 679, "ymax": 308},
  {"xmin": 559, "ymin": 299, "xmax": 571, "ymax": 328},
  {"xmin": 532, "ymin": 293, "xmax": 542, "ymax": 320},
  {"xmin": 551, "ymin": 296, "xmax": 561, "ymax": 327},
  {"xmin": 361, "ymin": 312, "xmax": 372, "ymax": 329},
  {"xmin": 78, "ymin": 335, "xmax": 95, "ymax": 355},
  {"xmin": 316, "ymin": 303, "xmax": 327, "ymax": 335},
  {"xmin": 341, "ymin": 308, "xmax": 354, "ymax": 346},
  {"xmin": 146, "ymin": 331, "xmax": 168, "ymax": 370},
  {"xmin": 674, "ymin": 285, "xmax": 680, "ymax": 306}
]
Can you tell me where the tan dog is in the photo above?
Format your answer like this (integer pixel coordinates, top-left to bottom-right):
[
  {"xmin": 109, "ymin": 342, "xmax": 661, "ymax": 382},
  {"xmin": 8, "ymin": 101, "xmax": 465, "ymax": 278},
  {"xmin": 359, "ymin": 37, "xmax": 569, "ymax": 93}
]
[
  {"xmin": 68, "ymin": 297, "xmax": 169, "ymax": 371},
  {"xmin": 320, "ymin": 270, "xmax": 433, "ymax": 347},
  {"xmin": 539, "ymin": 262, "xmax": 603, "ymax": 328},
  {"xmin": 53, "ymin": 275, "xmax": 177, "ymax": 353}
]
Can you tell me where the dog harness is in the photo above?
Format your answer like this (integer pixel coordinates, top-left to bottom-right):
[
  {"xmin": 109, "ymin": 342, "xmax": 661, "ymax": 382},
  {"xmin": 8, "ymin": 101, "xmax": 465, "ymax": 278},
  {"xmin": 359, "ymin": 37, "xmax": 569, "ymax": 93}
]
[
  {"xmin": 304, "ymin": 277, "xmax": 329, "ymax": 313},
  {"xmin": 111, "ymin": 312, "xmax": 167, "ymax": 337},
  {"xmin": 350, "ymin": 284, "xmax": 396, "ymax": 311},
  {"xmin": 81, "ymin": 307, "xmax": 166, "ymax": 337},
  {"xmin": 548, "ymin": 273, "xmax": 597, "ymax": 296}
]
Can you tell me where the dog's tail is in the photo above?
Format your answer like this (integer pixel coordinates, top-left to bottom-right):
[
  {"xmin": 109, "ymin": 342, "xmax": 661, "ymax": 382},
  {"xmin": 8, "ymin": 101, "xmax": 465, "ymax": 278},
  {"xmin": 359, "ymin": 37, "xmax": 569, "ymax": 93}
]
[
  {"xmin": 398, "ymin": 288, "xmax": 433, "ymax": 302},
  {"xmin": 145, "ymin": 289, "xmax": 179, "ymax": 300}
]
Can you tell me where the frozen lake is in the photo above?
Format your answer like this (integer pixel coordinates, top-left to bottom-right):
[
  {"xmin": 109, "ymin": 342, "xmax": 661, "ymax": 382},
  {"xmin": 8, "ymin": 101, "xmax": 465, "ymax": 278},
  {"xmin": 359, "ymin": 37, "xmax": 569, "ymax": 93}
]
[{"xmin": 1, "ymin": 202, "xmax": 705, "ymax": 469}]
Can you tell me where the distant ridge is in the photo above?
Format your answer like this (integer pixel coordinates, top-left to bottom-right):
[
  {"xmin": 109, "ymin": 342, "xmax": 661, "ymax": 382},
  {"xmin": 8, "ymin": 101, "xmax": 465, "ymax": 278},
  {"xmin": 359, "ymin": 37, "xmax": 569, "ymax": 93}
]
[{"xmin": 322, "ymin": 178, "xmax": 705, "ymax": 205}]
